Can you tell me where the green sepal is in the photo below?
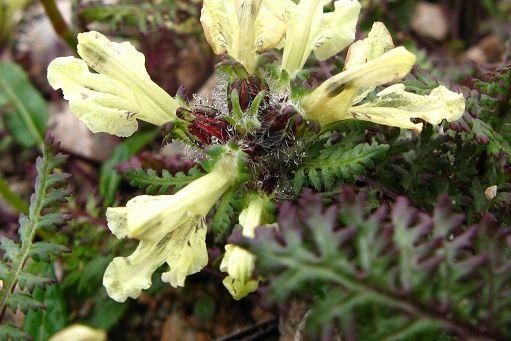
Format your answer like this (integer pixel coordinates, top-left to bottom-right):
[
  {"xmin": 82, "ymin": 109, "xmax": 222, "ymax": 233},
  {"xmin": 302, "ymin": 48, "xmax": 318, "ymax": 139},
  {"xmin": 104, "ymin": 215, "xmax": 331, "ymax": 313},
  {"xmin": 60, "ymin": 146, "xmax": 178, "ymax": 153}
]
[{"xmin": 216, "ymin": 59, "xmax": 250, "ymax": 82}]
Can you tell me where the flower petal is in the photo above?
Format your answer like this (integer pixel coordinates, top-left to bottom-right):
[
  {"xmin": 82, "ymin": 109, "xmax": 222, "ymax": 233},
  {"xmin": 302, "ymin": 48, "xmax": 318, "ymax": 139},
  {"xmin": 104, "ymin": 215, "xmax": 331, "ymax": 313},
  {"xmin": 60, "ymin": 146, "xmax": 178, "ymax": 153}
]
[
  {"xmin": 255, "ymin": 0, "xmax": 288, "ymax": 51},
  {"xmin": 311, "ymin": 0, "xmax": 361, "ymax": 61},
  {"xmin": 223, "ymin": 276, "xmax": 260, "ymax": 301},
  {"xmin": 345, "ymin": 22, "xmax": 394, "ymax": 69},
  {"xmin": 303, "ymin": 46, "xmax": 416, "ymax": 125},
  {"xmin": 103, "ymin": 150, "xmax": 242, "ymax": 301},
  {"xmin": 105, "ymin": 162, "xmax": 236, "ymax": 242},
  {"xmin": 238, "ymin": 196, "xmax": 265, "ymax": 237},
  {"xmin": 344, "ymin": 22, "xmax": 396, "ymax": 104},
  {"xmin": 161, "ymin": 217, "xmax": 209, "ymax": 287},
  {"xmin": 200, "ymin": 0, "xmax": 239, "ymax": 55},
  {"xmin": 76, "ymin": 32, "xmax": 179, "ymax": 126},
  {"xmin": 106, "ymin": 195, "xmax": 185, "ymax": 242},
  {"xmin": 47, "ymin": 57, "xmax": 140, "ymax": 137},
  {"xmin": 350, "ymin": 84, "xmax": 466, "ymax": 132},
  {"xmin": 327, "ymin": 47, "xmax": 416, "ymax": 90},
  {"xmin": 105, "ymin": 207, "xmax": 128, "ymax": 239},
  {"xmin": 220, "ymin": 245, "xmax": 259, "ymax": 300},
  {"xmin": 281, "ymin": 0, "xmax": 360, "ymax": 75},
  {"xmin": 49, "ymin": 324, "xmax": 107, "ymax": 341},
  {"xmin": 202, "ymin": 0, "xmax": 288, "ymax": 72},
  {"xmin": 104, "ymin": 214, "xmax": 210, "ymax": 302},
  {"xmin": 48, "ymin": 32, "xmax": 179, "ymax": 137},
  {"xmin": 125, "ymin": 195, "xmax": 184, "ymax": 241},
  {"xmin": 103, "ymin": 236, "xmax": 173, "ymax": 302},
  {"xmin": 220, "ymin": 196, "xmax": 266, "ymax": 300}
]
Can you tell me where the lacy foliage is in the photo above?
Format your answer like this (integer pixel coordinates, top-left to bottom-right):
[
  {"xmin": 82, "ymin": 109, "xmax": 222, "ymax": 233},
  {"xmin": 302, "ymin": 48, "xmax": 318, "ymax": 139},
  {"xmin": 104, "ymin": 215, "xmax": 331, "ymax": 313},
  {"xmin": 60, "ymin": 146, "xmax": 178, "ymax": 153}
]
[
  {"xmin": 0, "ymin": 139, "xmax": 70, "ymax": 340},
  {"xmin": 247, "ymin": 188, "xmax": 511, "ymax": 340}
]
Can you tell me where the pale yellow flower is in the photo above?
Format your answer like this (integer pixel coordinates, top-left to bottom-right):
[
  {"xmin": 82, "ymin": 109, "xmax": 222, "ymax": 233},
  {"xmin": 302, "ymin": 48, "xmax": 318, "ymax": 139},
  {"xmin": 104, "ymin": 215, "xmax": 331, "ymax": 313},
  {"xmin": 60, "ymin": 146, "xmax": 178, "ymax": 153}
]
[
  {"xmin": 220, "ymin": 196, "xmax": 267, "ymax": 300},
  {"xmin": 200, "ymin": 0, "xmax": 287, "ymax": 72},
  {"xmin": 47, "ymin": 31, "xmax": 179, "ymax": 137},
  {"xmin": 302, "ymin": 22, "xmax": 465, "ymax": 131},
  {"xmin": 49, "ymin": 324, "xmax": 106, "ymax": 341},
  {"xmin": 103, "ymin": 150, "xmax": 241, "ymax": 302},
  {"xmin": 281, "ymin": 0, "xmax": 361, "ymax": 76}
]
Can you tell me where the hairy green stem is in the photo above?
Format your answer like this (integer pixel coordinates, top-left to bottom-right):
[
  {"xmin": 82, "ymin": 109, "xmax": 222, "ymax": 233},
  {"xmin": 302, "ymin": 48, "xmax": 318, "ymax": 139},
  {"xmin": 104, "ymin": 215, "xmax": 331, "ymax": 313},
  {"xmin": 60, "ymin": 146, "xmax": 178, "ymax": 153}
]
[
  {"xmin": 0, "ymin": 176, "xmax": 29, "ymax": 214},
  {"xmin": 0, "ymin": 146, "xmax": 52, "ymax": 321},
  {"xmin": 39, "ymin": 0, "xmax": 77, "ymax": 52}
]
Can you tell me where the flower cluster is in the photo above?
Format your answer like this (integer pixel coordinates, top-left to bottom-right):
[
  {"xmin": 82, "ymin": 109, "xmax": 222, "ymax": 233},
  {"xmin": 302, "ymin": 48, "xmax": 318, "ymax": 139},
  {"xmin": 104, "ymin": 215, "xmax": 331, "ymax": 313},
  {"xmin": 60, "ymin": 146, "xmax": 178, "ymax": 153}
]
[{"xmin": 47, "ymin": 0, "xmax": 465, "ymax": 301}]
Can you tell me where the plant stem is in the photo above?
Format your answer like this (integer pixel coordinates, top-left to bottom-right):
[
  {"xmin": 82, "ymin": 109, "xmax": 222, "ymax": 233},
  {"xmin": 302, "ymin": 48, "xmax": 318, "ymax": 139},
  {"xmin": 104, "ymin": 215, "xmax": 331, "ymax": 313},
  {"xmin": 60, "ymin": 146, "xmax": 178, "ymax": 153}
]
[
  {"xmin": 39, "ymin": 0, "xmax": 77, "ymax": 52},
  {"xmin": 0, "ymin": 176, "xmax": 29, "ymax": 214}
]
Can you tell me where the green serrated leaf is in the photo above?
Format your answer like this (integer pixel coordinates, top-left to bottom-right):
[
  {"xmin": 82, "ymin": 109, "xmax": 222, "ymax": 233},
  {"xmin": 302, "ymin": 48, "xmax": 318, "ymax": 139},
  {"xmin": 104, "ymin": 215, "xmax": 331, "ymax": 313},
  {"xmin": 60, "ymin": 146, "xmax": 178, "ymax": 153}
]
[
  {"xmin": 293, "ymin": 168, "xmax": 305, "ymax": 194},
  {"xmin": 0, "ymin": 141, "xmax": 70, "ymax": 319},
  {"xmin": 308, "ymin": 168, "xmax": 322, "ymax": 191},
  {"xmin": 0, "ymin": 61, "xmax": 47, "ymax": 148},
  {"xmin": 124, "ymin": 167, "xmax": 203, "ymax": 194},
  {"xmin": 35, "ymin": 213, "xmax": 69, "ymax": 230},
  {"xmin": 296, "ymin": 142, "xmax": 389, "ymax": 191},
  {"xmin": 0, "ymin": 263, "xmax": 9, "ymax": 279},
  {"xmin": 0, "ymin": 324, "xmax": 31, "ymax": 341},
  {"xmin": 29, "ymin": 242, "xmax": 69, "ymax": 262},
  {"xmin": 17, "ymin": 272, "xmax": 55, "ymax": 291},
  {"xmin": 41, "ymin": 188, "xmax": 70, "ymax": 208},
  {"xmin": 247, "ymin": 189, "xmax": 509, "ymax": 340},
  {"xmin": 6, "ymin": 293, "xmax": 46, "ymax": 313},
  {"xmin": 212, "ymin": 187, "xmax": 237, "ymax": 237},
  {"xmin": 45, "ymin": 172, "xmax": 70, "ymax": 188},
  {"xmin": 23, "ymin": 263, "xmax": 67, "ymax": 341},
  {"xmin": 0, "ymin": 238, "xmax": 20, "ymax": 262}
]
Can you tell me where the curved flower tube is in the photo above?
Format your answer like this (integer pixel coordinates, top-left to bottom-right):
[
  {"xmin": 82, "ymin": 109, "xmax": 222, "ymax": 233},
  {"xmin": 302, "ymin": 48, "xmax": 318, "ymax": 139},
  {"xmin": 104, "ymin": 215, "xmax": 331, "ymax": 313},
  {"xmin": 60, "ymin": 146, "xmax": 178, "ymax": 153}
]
[
  {"xmin": 200, "ymin": 0, "xmax": 287, "ymax": 73},
  {"xmin": 47, "ymin": 31, "xmax": 180, "ymax": 137},
  {"xmin": 302, "ymin": 22, "xmax": 465, "ymax": 131},
  {"xmin": 281, "ymin": 0, "xmax": 361, "ymax": 76},
  {"xmin": 220, "ymin": 195, "xmax": 268, "ymax": 300},
  {"xmin": 103, "ymin": 149, "xmax": 242, "ymax": 302}
]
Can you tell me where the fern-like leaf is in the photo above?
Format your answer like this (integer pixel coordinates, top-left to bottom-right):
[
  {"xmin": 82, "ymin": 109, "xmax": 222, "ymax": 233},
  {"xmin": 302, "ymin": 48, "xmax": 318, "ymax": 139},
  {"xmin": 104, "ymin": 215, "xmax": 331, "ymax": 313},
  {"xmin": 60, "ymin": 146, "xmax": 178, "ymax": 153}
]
[
  {"xmin": 294, "ymin": 142, "xmax": 389, "ymax": 193},
  {"xmin": 247, "ymin": 188, "xmax": 510, "ymax": 340},
  {"xmin": 0, "ymin": 138, "xmax": 70, "ymax": 335},
  {"xmin": 124, "ymin": 167, "xmax": 204, "ymax": 194},
  {"xmin": 0, "ymin": 324, "xmax": 31, "ymax": 341},
  {"xmin": 28, "ymin": 242, "xmax": 70, "ymax": 263},
  {"xmin": 5, "ymin": 294, "xmax": 46, "ymax": 313},
  {"xmin": 212, "ymin": 188, "xmax": 239, "ymax": 238}
]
